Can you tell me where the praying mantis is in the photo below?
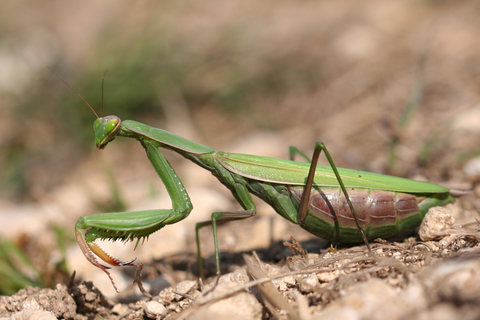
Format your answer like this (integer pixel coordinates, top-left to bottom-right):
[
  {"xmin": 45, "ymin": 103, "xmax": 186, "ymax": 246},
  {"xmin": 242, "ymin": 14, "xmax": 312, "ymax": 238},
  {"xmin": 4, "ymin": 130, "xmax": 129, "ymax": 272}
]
[{"xmin": 52, "ymin": 69, "xmax": 459, "ymax": 292}]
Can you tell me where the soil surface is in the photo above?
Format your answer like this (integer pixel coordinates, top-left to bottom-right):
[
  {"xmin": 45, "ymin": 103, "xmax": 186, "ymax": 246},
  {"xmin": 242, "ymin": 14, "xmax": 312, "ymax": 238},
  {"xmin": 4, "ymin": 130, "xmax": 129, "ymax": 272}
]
[{"xmin": 2, "ymin": 205, "xmax": 480, "ymax": 320}]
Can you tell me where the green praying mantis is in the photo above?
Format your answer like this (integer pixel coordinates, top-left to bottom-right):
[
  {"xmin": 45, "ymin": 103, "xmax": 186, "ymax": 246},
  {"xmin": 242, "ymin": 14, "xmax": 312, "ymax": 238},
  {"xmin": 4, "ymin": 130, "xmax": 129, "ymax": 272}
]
[{"xmin": 52, "ymin": 69, "xmax": 460, "ymax": 292}]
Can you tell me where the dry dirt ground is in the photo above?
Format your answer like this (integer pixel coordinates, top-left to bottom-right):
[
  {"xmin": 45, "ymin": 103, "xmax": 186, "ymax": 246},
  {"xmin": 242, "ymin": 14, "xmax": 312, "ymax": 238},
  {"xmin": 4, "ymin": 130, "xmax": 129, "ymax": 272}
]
[
  {"xmin": 2, "ymin": 1, "xmax": 480, "ymax": 319},
  {"xmin": 0, "ymin": 202, "xmax": 480, "ymax": 319},
  {"xmin": 2, "ymin": 196, "xmax": 480, "ymax": 320}
]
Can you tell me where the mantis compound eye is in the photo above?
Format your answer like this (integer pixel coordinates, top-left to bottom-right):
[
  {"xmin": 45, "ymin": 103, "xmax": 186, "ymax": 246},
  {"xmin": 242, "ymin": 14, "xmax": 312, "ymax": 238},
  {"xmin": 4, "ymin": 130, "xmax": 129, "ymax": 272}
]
[{"xmin": 105, "ymin": 119, "xmax": 119, "ymax": 135}]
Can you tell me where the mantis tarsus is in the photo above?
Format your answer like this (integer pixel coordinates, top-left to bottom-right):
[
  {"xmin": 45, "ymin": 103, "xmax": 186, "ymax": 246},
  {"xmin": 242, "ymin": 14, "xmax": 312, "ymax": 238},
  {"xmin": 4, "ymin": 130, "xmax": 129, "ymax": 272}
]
[{"xmin": 52, "ymin": 69, "xmax": 459, "ymax": 292}]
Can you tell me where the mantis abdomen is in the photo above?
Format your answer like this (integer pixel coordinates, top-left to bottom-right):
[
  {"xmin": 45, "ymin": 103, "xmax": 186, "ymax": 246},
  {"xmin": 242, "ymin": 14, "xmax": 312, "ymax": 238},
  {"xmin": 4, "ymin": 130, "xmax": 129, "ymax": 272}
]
[
  {"xmin": 289, "ymin": 187, "xmax": 455, "ymax": 242},
  {"xmin": 223, "ymin": 170, "xmax": 455, "ymax": 244}
]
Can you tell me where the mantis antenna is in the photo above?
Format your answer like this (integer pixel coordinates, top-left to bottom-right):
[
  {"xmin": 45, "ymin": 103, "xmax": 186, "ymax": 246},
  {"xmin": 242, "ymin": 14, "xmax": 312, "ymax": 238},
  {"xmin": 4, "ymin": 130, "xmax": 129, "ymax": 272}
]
[
  {"xmin": 101, "ymin": 70, "xmax": 108, "ymax": 119},
  {"xmin": 47, "ymin": 66, "xmax": 99, "ymax": 119}
]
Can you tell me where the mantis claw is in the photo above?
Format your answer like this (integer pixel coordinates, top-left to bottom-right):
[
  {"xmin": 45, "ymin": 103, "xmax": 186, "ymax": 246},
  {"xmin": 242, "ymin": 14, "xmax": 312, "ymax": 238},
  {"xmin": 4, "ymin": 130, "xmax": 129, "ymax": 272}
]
[
  {"xmin": 75, "ymin": 228, "xmax": 137, "ymax": 292},
  {"xmin": 88, "ymin": 242, "xmax": 137, "ymax": 267}
]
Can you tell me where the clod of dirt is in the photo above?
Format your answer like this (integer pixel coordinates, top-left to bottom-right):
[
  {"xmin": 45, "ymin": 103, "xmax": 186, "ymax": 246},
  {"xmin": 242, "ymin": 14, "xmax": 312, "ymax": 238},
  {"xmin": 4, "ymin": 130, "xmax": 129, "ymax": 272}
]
[
  {"xmin": 0, "ymin": 297, "xmax": 57, "ymax": 320},
  {"xmin": 0, "ymin": 309, "xmax": 57, "ymax": 320},
  {"xmin": 0, "ymin": 284, "xmax": 76, "ymax": 319},
  {"xmin": 418, "ymin": 206, "xmax": 455, "ymax": 241},
  {"xmin": 298, "ymin": 274, "xmax": 319, "ymax": 293},
  {"xmin": 67, "ymin": 280, "xmax": 113, "ymax": 318}
]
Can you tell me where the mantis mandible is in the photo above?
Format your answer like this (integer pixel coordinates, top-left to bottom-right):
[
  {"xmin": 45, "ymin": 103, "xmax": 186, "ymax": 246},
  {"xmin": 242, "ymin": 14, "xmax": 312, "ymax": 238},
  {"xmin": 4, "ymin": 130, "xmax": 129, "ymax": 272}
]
[{"xmin": 52, "ymin": 69, "xmax": 458, "ymax": 292}]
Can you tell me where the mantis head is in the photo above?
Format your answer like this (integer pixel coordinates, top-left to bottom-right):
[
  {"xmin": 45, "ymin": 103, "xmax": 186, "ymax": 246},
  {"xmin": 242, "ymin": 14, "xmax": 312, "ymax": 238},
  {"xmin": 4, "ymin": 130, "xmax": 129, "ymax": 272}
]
[{"xmin": 94, "ymin": 116, "xmax": 122, "ymax": 150}]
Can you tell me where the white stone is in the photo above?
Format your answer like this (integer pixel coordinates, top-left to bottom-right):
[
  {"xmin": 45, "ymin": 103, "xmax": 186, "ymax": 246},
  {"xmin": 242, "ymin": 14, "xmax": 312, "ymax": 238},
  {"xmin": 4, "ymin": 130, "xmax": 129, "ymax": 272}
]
[
  {"xmin": 144, "ymin": 301, "xmax": 167, "ymax": 319},
  {"xmin": 418, "ymin": 206, "xmax": 455, "ymax": 241}
]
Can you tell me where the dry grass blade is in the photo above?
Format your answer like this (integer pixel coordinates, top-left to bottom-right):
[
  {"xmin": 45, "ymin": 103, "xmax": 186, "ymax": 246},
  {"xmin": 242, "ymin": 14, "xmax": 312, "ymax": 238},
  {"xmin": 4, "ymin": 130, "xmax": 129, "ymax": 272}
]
[
  {"xmin": 176, "ymin": 265, "xmax": 341, "ymax": 320},
  {"xmin": 429, "ymin": 227, "xmax": 480, "ymax": 239},
  {"xmin": 244, "ymin": 252, "xmax": 300, "ymax": 320}
]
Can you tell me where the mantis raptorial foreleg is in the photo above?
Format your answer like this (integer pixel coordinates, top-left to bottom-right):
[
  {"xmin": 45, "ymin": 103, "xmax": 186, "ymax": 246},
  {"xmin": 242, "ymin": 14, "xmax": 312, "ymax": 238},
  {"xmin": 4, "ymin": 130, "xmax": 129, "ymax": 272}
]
[{"xmin": 75, "ymin": 140, "xmax": 193, "ymax": 291}]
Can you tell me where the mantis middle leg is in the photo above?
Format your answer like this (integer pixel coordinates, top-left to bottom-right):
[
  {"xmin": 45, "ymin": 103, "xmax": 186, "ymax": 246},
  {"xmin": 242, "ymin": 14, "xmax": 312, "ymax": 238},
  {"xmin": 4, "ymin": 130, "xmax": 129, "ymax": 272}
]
[{"xmin": 195, "ymin": 169, "xmax": 257, "ymax": 279}]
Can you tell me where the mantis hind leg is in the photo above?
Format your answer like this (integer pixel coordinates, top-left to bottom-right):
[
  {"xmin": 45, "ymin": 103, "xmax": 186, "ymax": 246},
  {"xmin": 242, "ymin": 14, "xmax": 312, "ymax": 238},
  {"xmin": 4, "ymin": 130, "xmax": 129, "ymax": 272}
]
[{"xmin": 296, "ymin": 142, "xmax": 371, "ymax": 252}]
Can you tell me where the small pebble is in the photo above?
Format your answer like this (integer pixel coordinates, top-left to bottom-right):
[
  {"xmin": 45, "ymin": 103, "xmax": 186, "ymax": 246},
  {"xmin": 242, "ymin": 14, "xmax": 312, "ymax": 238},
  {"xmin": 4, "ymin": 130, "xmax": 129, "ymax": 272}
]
[
  {"xmin": 175, "ymin": 280, "xmax": 197, "ymax": 295},
  {"xmin": 144, "ymin": 301, "xmax": 167, "ymax": 319},
  {"xmin": 464, "ymin": 156, "xmax": 480, "ymax": 179},
  {"xmin": 299, "ymin": 274, "xmax": 319, "ymax": 293},
  {"xmin": 418, "ymin": 207, "xmax": 455, "ymax": 241},
  {"xmin": 112, "ymin": 303, "xmax": 129, "ymax": 315},
  {"xmin": 84, "ymin": 292, "xmax": 97, "ymax": 302},
  {"xmin": 317, "ymin": 270, "xmax": 339, "ymax": 283}
]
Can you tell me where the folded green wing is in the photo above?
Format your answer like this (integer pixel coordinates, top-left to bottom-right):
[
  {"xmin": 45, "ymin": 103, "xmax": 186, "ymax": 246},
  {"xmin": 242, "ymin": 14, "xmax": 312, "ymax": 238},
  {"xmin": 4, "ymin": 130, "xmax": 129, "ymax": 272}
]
[{"xmin": 216, "ymin": 152, "xmax": 449, "ymax": 193}]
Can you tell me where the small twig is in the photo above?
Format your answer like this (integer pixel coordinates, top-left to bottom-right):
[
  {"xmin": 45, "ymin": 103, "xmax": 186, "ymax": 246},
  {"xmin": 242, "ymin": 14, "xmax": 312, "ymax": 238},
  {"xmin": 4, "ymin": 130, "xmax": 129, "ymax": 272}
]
[
  {"xmin": 173, "ymin": 291, "xmax": 196, "ymax": 301},
  {"xmin": 133, "ymin": 263, "xmax": 153, "ymax": 299},
  {"xmin": 245, "ymin": 253, "xmax": 301, "ymax": 320},
  {"xmin": 200, "ymin": 275, "xmax": 221, "ymax": 297},
  {"xmin": 429, "ymin": 227, "xmax": 480, "ymax": 239},
  {"xmin": 283, "ymin": 236, "xmax": 308, "ymax": 258},
  {"xmin": 69, "ymin": 271, "xmax": 77, "ymax": 287}
]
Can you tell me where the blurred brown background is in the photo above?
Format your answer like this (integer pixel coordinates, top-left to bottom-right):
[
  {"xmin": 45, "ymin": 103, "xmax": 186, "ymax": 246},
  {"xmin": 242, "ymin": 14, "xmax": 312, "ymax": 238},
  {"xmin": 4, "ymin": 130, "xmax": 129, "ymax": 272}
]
[{"xmin": 1, "ymin": 0, "xmax": 480, "ymax": 295}]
